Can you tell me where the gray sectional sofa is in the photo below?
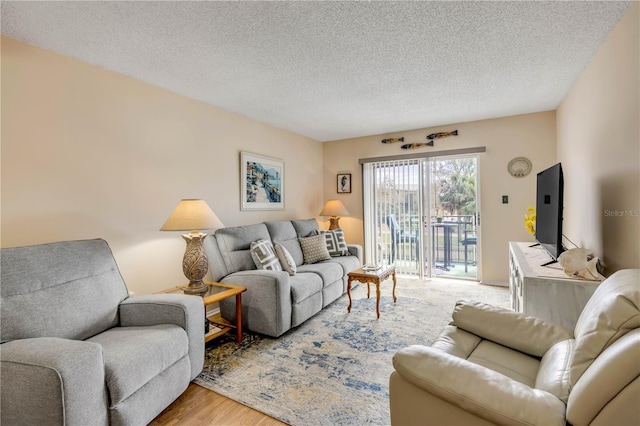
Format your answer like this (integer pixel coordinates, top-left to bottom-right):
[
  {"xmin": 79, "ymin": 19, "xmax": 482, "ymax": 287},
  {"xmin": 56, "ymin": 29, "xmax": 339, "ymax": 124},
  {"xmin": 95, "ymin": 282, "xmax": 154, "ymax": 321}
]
[{"xmin": 204, "ymin": 218, "xmax": 362, "ymax": 337}]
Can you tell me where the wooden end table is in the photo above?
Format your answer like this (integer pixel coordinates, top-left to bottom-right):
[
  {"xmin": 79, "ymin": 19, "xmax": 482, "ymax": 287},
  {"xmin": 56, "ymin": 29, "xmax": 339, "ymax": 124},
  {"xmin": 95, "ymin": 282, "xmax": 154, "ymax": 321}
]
[
  {"xmin": 157, "ymin": 281, "xmax": 247, "ymax": 342},
  {"xmin": 347, "ymin": 266, "xmax": 397, "ymax": 319},
  {"xmin": 202, "ymin": 281, "xmax": 246, "ymax": 343}
]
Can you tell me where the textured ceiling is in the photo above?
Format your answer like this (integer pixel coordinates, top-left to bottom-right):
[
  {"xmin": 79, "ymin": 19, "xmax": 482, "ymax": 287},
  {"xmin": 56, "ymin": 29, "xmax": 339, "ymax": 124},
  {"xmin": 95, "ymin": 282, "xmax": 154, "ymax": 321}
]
[{"xmin": 1, "ymin": 1, "xmax": 631, "ymax": 142}]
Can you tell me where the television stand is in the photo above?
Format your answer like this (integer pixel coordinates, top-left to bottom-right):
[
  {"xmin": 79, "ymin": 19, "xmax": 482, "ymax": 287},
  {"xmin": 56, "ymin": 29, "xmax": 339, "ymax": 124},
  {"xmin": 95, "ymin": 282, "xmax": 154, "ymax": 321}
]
[{"xmin": 509, "ymin": 242, "xmax": 602, "ymax": 329}]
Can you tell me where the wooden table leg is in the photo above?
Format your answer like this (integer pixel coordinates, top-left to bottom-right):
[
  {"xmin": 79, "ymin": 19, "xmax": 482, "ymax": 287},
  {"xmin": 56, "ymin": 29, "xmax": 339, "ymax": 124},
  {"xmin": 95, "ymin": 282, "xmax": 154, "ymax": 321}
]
[
  {"xmin": 235, "ymin": 293, "xmax": 243, "ymax": 342},
  {"xmin": 392, "ymin": 269, "xmax": 397, "ymax": 303},
  {"xmin": 347, "ymin": 278, "xmax": 353, "ymax": 313},
  {"xmin": 375, "ymin": 281, "xmax": 381, "ymax": 319}
]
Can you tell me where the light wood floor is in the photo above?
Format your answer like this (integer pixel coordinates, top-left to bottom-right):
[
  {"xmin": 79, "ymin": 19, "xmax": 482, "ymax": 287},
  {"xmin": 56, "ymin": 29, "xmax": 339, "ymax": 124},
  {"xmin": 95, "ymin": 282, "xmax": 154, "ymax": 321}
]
[
  {"xmin": 149, "ymin": 383, "xmax": 287, "ymax": 426},
  {"xmin": 150, "ymin": 313, "xmax": 287, "ymax": 425}
]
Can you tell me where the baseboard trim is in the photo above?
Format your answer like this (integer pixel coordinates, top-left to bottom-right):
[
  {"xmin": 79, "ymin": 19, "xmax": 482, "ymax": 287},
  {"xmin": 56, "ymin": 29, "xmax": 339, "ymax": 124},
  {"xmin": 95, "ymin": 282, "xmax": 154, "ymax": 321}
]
[
  {"xmin": 480, "ymin": 280, "xmax": 508, "ymax": 287},
  {"xmin": 206, "ymin": 306, "xmax": 221, "ymax": 316}
]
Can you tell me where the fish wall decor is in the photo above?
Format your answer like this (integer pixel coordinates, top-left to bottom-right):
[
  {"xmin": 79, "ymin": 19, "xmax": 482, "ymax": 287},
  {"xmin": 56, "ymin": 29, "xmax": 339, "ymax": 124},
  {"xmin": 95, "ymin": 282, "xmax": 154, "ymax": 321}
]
[
  {"xmin": 401, "ymin": 142, "xmax": 434, "ymax": 150},
  {"xmin": 381, "ymin": 137, "xmax": 404, "ymax": 144},
  {"xmin": 426, "ymin": 130, "xmax": 458, "ymax": 140}
]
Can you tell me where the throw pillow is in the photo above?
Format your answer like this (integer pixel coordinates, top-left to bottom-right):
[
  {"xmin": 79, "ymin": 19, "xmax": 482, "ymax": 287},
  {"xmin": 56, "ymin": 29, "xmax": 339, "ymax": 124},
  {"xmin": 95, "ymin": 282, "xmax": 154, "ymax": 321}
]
[
  {"xmin": 321, "ymin": 228, "xmax": 349, "ymax": 256},
  {"xmin": 250, "ymin": 240, "xmax": 283, "ymax": 271},
  {"xmin": 274, "ymin": 243, "xmax": 296, "ymax": 276},
  {"xmin": 299, "ymin": 234, "xmax": 332, "ymax": 264}
]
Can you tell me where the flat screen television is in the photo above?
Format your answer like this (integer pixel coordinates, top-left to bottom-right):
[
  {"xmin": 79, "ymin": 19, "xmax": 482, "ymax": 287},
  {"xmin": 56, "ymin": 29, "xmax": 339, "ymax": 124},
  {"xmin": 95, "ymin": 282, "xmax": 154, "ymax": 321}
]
[{"xmin": 535, "ymin": 162, "xmax": 564, "ymax": 265}]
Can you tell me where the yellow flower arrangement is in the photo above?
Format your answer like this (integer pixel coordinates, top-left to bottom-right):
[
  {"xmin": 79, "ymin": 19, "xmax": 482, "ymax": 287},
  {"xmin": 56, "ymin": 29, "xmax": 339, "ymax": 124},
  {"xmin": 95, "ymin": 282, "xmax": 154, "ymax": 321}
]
[{"xmin": 524, "ymin": 207, "xmax": 536, "ymax": 235}]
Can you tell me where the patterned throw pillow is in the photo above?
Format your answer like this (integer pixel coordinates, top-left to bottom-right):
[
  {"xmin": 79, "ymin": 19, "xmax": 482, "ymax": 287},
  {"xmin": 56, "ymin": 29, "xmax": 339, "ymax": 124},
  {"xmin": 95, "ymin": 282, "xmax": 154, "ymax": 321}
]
[
  {"xmin": 274, "ymin": 243, "xmax": 296, "ymax": 276},
  {"xmin": 299, "ymin": 234, "xmax": 332, "ymax": 264},
  {"xmin": 321, "ymin": 228, "xmax": 349, "ymax": 256},
  {"xmin": 250, "ymin": 240, "xmax": 283, "ymax": 271}
]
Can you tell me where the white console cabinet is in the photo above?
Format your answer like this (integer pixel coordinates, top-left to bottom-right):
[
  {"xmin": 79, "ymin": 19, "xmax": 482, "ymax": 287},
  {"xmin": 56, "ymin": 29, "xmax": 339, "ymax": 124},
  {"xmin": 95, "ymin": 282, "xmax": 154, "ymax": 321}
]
[{"xmin": 509, "ymin": 242, "xmax": 602, "ymax": 330}]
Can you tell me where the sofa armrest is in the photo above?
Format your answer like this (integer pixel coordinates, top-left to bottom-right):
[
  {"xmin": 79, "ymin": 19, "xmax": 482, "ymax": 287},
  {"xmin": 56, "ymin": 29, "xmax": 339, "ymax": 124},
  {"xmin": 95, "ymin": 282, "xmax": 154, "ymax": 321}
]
[
  {"xmin": 452, "ymin": 300, "xmax": 574, "ymax": 357},
  {"xmin": 219, "ymin": 270, "xmax": 292, "ymax": 337},
  {"xmin": 119, "ymin": 294, "xmax": 204, "ymax": 380},
  {"xmin": 347, "ymin": 244, "xmax": 363, "ymax": 263},
  {"xmin": 0, "ymin": 337, "xmax": 108, "ymax": 426},
  {"xmin": 392, "ymin": 345, "xmax": 566, "ymax": 426}
]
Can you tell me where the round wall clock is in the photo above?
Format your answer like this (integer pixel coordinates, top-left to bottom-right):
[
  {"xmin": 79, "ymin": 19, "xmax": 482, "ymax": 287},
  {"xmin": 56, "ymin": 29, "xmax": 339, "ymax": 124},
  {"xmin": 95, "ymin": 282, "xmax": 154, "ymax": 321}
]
[{"xmin": 508, "ymin": 157, "xmax": 532, "ymax": 177}]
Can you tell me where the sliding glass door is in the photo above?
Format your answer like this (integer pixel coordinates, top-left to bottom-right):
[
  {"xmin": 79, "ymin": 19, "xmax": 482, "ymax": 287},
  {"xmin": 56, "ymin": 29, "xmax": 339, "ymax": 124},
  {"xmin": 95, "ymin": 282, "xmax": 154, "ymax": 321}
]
[
  {"xmin": 428, "ymin": 156, "xmax": 479, "ymax": 279},
  {"xmin": 363, "ymin": 155, "xmax": 479, "ymax": 280}
]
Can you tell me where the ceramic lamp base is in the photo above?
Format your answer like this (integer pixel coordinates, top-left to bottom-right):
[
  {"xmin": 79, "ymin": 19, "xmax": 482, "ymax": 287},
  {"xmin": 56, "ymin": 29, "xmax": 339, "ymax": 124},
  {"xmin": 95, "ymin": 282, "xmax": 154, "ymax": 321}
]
[{"xmin": 181, "ymin": 232, "xmax": 209, "ymax": 298}]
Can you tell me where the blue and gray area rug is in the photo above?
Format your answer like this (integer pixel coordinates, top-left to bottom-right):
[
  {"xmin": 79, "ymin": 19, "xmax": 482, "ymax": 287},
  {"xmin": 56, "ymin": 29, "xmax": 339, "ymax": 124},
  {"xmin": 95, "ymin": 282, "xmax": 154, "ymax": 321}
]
[{"xmin": 195, "ymin": 277, "xmax": 509, "ymax": 425}]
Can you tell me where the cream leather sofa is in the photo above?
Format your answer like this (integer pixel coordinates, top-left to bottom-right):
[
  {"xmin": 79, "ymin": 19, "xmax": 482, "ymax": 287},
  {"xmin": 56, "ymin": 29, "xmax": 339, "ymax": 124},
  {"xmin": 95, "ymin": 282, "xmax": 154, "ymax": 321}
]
[{"xmin": 390, "ymin": 269, "xmax": 639, "ymax": 426}]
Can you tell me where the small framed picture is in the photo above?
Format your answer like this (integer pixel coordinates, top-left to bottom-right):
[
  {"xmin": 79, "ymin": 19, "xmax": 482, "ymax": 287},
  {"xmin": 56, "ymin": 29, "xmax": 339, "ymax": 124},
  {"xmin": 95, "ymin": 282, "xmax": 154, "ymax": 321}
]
[{"xmin": 337, "ymin": 173, "xmax": 351, "ymax": 193}]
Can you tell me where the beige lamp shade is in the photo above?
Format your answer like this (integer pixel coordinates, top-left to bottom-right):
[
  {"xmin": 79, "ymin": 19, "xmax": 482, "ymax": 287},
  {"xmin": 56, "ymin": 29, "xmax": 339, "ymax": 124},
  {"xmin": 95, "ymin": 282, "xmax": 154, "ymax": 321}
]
[
  {"xmin": 160, "ymin": 199, "xmax": 224, "ymax": 232},
  {"xmin": 319, "ymin": 199, "xmax": 350, "ymax": 217},
  {"xmin": 320, "ymin": 199, "xmax": 350, "ymax": 230}
]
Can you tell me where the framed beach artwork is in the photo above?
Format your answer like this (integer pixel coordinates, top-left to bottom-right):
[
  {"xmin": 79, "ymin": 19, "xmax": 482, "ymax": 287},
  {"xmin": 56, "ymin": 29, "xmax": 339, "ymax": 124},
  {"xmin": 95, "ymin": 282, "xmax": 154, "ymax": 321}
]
[
  {"xmin": 241, "ymin": 152, "xmax": 284, "ymax": 210},
  {"xmin": 337, "ymin": 173, "xmax": 351, "ymax": 193}
]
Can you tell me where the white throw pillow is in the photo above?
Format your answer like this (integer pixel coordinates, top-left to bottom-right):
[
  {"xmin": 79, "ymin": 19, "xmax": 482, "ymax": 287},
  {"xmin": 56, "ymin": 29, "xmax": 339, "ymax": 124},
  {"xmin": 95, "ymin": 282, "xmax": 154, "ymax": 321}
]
[
  {"xmin": 299, "ymin": 234, "xmax": 332, "ymax": 264},
  {"xmin": 321, "ymin": 228, "xmax": 349, "ymax": 256},
  {"xmin": 274, "ymin": 243, "xmax": 296, "ymax": 276},
  {"xmin": 250, "ymin": 240, "xmax": 282, "ymax": 271}
]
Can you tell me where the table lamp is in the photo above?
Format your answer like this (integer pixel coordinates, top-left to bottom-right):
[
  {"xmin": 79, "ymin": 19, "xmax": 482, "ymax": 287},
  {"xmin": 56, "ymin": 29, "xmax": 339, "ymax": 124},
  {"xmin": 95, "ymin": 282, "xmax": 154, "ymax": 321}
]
[
  {"xmin": 160, "ymin": 199, "xmax": 224, "ymax": 297},
  {"xmin": 320, "ymin": 199, "xmax": 350, "ymax": 230}
]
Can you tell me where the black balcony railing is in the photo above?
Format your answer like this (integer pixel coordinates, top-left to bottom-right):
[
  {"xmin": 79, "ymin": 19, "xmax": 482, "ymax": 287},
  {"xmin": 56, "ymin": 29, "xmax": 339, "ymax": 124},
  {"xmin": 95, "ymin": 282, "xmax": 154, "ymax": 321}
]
[{"xmin": 378, "ymin": 214, "xmax": 477, "ymax": 276}]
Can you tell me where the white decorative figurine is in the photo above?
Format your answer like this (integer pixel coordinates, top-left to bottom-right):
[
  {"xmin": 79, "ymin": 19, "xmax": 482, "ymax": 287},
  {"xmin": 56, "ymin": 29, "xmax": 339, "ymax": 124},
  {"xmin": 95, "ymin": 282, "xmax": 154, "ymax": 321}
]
[{"xmin": 558, "ymin": 248, "xmax": 606, "ymax": 280}]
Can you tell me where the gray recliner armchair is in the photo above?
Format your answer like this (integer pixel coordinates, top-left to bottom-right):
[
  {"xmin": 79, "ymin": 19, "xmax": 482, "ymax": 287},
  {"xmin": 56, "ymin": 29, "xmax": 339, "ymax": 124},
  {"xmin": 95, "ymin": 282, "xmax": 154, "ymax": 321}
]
[
  {"xmin": 390, "ymin": 269, "xmax": 640, "ymax": 425},
  {"xmin": 0, "ymin": 239, "xmax": 204, "ymax": 426}
]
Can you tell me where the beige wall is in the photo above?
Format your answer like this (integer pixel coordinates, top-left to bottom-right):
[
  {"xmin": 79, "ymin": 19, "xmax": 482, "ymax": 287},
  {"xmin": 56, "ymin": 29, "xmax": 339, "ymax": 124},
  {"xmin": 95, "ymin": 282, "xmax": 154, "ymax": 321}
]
[
  {"xmin": 557, "ymin": 2, "xmax": 639, "ymax": 274},
  {"xmin": 557, "ymin": 2, "xmax": 640, "ymax": 273},
  {"xmin": 323, "ymin": 112, "xmax": 557, "ymax": 284},
  {"xmin": 1, "ymin": 36, "xmax": 324, "ymax": 295}
]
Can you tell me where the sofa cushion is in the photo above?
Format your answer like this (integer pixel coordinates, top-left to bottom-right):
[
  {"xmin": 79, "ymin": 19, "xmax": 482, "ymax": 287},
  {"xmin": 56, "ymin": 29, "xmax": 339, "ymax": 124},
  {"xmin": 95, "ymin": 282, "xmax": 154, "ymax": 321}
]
[
  {"xmin": 204, "ymin": 235, "xmax": 229, "ymax": 282},
  {"xmin": 275, "ymin": 243, "xmax": 296, "ymax": 276},
  {"xmin": 86, "ymin": 324, "xmax": 188, "ymax": 405},
  {"xmin": 250, "ymin": 240, "xmax": 282, "ymax": 271},
  {"xmin": 299, "ymin": 234, "xmax": 332, "ymax": 264},
  {"xmin": 451, "ymin": 300, "xmax": 573, "ymax": 358},
  {"xmin": 291, "ymin": 218, "xmax": 320, "ymax": 237},
  {"xmin": 566, "ymin": 328, "xmax": 640, "ymax": 426},
  {"xmin": 466, "ymin": 340, "xmax": 540, "ymax": 387},
  {"xmin": 1, "ymin": 239, "xmax": 129, "ymax": 343},
  {"xmin": 571, "ymin": 269, "xmax": 640, "ymax": 385},
  {"xmin": 265, "ymin": 220, "xmax": 305, "ymax": 266},
  {"xmin": 289, "ymin": 273, "xmax": 323, "ymax": 304},
  {"xmin": 323, "ymin": 254, "xmax": 361, "ymax": 276},
  {"xmin": 321, "ymin": 228, "xmax": 349, "ymax": 256},
  {"xmin": 297, "ymin": 262, "xmax": 344, "ymax": 286},
  {"xmin": 431, "ymin": 325, "xmax": 483, "ymax": 358},
  {"xmin": 535, "ymin": 339, "xmax": 573, "ymax": 403},
  {"xmin": 215, "ymin": 223, "xmax": 271, "ymax": 273}
]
